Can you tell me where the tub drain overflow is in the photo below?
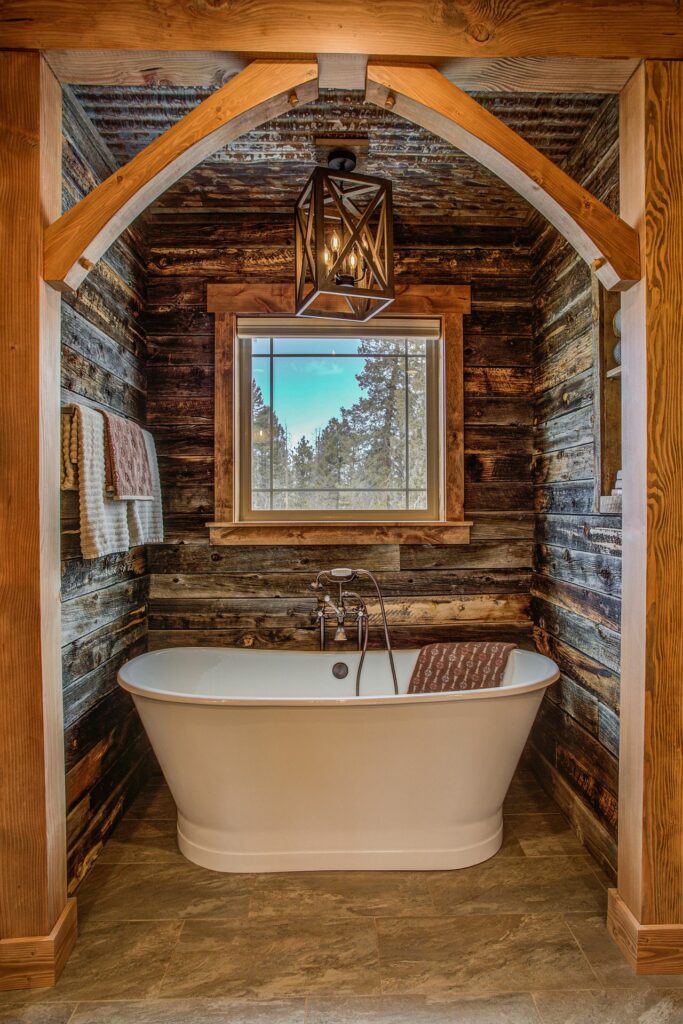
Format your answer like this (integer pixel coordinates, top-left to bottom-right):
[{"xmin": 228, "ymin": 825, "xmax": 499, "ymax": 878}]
[{"xmin": 332, "ymin": 662, "xmax": 349, "ymax": 679}]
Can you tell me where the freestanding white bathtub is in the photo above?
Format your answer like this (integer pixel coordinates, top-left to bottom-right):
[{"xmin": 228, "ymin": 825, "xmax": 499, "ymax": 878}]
[{"xmin": 118, "ymin": 647, "xmax": 558, "ymax": 872}]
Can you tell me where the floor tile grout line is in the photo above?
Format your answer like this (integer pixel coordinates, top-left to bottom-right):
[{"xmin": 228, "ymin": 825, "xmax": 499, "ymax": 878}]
[
  {"xmin": 63, "ymin": 1002, "xmax": 80, "ymax": 1024},
  {"xmin": 562, "ymin": 914, "xmax": 604, "ymax": 987},
  {"xmin": 587, "ymin": 860, "xmax": 612, "ymax": 890},
  {"xmin": 530, "ymin": 989, "xmax": 547, "ymax": 1023},
  {"xmin": 373, "ymin": 915, "xmax": 387, "ymax": 997},
  {"xmin": 154, "ymin": 917, "xmax": 188, "ymax": 999}
]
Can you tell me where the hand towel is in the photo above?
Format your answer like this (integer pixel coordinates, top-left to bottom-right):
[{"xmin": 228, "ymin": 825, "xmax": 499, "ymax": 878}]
[
  {"xmin": 61, "ymin": 408, "xmax": 78, "ymax": 491},
  {"xmin": 408, "ymin": 641, "xmax": 517, "ymax": 693},
  {"xmin": 127, "ymin": 429, "xmax": 164, "ymax": 545},
  {"xmin": 61, "ymin": 403, "xmax": 130, "ymax": 559},
  {"xmin": 102, "ymin": 410, "xmax": 154, "ymax": 500}
]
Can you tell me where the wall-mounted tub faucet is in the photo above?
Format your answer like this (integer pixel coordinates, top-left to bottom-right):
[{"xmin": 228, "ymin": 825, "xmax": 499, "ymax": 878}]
[{"xmin": 309, "ymin": 568, "xmax": 398, "ymax": 696}]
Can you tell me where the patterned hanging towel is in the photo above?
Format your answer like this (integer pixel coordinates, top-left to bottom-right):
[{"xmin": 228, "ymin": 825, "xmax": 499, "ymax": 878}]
[
  {"xmin": 408, "ymin": 641, "xmax": 517, "ymax": 693},
  {"xmin": 102, "ymin": 410, "xmax": 154, "ymax": 500}
]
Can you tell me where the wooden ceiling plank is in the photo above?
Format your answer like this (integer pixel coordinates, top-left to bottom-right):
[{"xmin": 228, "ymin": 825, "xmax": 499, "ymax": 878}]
[
  {"xmin": 366, "ymin": 63, "xmax": 640, "ymax": 290},
  {"xmin": 43, "ymin": 49, "xmax": 247, "ymax": 87},
  {"xmin": 43, "ymin": 60, "xmax": 319, "ymax": 292},
  {"xmin": 2, "ymin": 1, "xmax": 682, "ymax": 57},
  {"xmin": 45, "ymin": 49, "xmax": 641, "ymax": 93},
  {"xmin": 438, "ymin": 57, "xmax": 641, "ymax": 93}
]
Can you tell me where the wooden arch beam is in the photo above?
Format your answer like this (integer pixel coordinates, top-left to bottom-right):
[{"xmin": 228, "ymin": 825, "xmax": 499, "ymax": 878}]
[
  {"xmin": 366, "ymin": 63, "xmax": 640, "ymax": 291},
  {"xmin": 44, "ymin": 60, "xmax": 319, "ymax": 292}
]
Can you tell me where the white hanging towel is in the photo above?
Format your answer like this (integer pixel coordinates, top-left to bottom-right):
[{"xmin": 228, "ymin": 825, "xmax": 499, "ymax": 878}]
[
  {"xmin": 61, "ymin": 403, "xmax": 130, "ymax": 559},
  {"xmin": 127, "ymin": 428, "xmax": 164, "ymax": 546}
]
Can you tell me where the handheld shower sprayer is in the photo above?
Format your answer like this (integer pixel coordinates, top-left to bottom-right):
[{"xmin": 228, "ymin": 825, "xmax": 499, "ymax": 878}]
[{"xmin": 310, "ymin": 567, "xmax": 398, "ymax": 696}]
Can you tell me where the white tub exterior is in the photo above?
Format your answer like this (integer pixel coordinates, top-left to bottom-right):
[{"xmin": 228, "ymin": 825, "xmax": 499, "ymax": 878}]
[{"xmin": 118, "ymin": 647, "xmax": 558, "ymax": 873}]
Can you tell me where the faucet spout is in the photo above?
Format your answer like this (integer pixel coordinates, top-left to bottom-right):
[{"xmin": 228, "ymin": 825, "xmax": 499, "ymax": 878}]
[{"xmin": 309, "ymin": 569, "xmax": 397, "ymax": 698}]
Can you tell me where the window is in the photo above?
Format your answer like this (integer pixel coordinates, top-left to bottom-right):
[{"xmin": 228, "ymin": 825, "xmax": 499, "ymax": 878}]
[
  {"xmin": 237, "ymin": 319, "xmax": 440, "ymax": 522},
  {"xmin": 207, "ymin": 283, "xmax": 471, "ymax": 545}
]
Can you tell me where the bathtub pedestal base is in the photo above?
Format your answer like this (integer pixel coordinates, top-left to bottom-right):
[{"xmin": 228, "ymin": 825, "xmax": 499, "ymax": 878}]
[{"xmin": 177, "ymin": 812, "xmax": 504, "ymax": 873}]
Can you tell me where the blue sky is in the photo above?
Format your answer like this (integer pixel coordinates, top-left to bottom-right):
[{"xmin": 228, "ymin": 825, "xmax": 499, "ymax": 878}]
[{"xmin": 252, "ymin": 354, "xmax": 365, "ymax": 445}]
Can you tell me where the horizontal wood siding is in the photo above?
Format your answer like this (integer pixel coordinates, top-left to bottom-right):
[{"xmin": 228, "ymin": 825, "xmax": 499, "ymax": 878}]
[
  {"xmin": 144, "ymin": 209, "xmax": 536, "ymax": 654},
  {"xmin": 529, "ymin": 97, "xmax": 621, "ymax": 879},
  {"xmin": 60, "ymin": 89, "xmax": 150, "ymax": 889}
]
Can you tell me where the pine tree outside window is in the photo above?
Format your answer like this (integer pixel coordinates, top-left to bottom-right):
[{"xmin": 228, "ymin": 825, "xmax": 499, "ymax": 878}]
[{"xmin": 237, "ymin": 318, "xmax": 441, "ymax": 522}]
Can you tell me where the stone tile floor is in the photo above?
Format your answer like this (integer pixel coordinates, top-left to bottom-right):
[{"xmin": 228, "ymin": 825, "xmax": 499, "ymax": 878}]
[{"xmin": 3, "ymin": 769, "xmax": 683, "ymax": 1023}]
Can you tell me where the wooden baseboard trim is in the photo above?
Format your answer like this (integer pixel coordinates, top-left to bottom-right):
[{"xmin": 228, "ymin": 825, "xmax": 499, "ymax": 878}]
[
  {"xmin": 608, "ymin": 889, "xmax": 683, "ymax": 975},
  {"xmin": 0, "ymin": 899, "xmax": 77, "ymax": 992}
]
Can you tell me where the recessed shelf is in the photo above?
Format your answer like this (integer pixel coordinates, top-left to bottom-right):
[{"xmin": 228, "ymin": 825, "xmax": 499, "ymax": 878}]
[
  {"xmin": 599, "ymin": 494, "xmax": 622, "ymax": 514},
  {"xmin": 591, "ymin": 274, "xmax": 622, "ymax": 515}
]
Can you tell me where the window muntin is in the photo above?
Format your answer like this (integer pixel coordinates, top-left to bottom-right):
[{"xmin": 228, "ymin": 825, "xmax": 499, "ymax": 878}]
[{"xmin": 237, "ymin": 321, "xmax": 441, "ymax": 522}]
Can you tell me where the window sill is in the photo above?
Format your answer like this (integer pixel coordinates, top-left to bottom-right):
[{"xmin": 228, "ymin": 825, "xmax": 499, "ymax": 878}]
[{"xmin": 207, "ymin": 520, "xmax": 472, "ymax": 546}]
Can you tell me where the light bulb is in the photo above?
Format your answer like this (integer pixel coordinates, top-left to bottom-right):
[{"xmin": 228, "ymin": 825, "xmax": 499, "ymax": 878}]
[
  {"xmin": 330, "ymin": 230, "xmax": 340, "ymax": 253},
  {"xmin": 348, "ymin": 248, "xmax": 358, "ymax": 272},
  {"xmin": 323, "ymin": 245, "xmax": 332, "ymax": 267}
]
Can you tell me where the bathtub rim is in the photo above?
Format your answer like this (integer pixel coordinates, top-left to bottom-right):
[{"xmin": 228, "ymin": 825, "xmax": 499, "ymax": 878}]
[{"xmin": 117, "ymin": 647, "xmax": 559, "ymax": 708}]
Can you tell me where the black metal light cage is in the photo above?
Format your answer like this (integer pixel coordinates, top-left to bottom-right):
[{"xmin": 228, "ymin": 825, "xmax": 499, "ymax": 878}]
[{"xmin": 294, "ymin": 166, "xmax": 394, "ymax": 322}]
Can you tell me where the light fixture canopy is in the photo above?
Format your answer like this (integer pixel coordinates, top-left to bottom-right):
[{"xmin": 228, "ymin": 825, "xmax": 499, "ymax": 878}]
[{"xmin": 294, "ymin": 165, "xmax": 394, "ymax": 322}]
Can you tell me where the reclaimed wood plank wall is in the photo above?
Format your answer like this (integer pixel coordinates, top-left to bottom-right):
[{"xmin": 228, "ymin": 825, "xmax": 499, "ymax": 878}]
[
  {"xmin": 529, "ymin": 97, "xmax": 621, "ymax": 879},
  {"xmin": 57, "ymin": 86, "xmax": 621, "ymax": 886},
  {"xmin": 60, "ymin": 89, "xmax": 151, "ymax": 889},
  {"xmin": 143, "ymin": 214, "xmax": 536, "ymax": 652}
]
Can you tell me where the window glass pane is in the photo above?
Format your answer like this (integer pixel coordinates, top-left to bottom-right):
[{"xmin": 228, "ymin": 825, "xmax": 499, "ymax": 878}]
[
  {"xmin": 407, "ymin": 356, "xmax": 428, "ymax": 490},
  {"xmin": 252, "ymin": 338, "xmax": 271, "ymax": 355},
  {"xmin": 251, "ymin": 356, "xmax": 271, "ymax": 505},
  {"xmin": 246, "ymin": 337, "xmax": 433, "ymax": 514},
  {"xmin": 409, "ymin": 490, "xmax": 429, "ymax": 510},
  {"xmin": 269, "ymin": 489, "xmax": 419, "ymax": 511},
  {"xmin": 272, "ymin": 337, "xmax": 404, "ymax": 356}
]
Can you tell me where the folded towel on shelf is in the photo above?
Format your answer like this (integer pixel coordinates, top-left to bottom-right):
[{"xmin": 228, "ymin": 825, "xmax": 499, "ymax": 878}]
[
  {"xmin": 102, "ymin": 410, "xmax": 154, "ymax": 500},
  {"xmin": 127, "ymin": 428, "xmax": 164, "ymax": 546},
  {"xmin": 61, "ymin": 403, "xmax": 130, "ymax": 560},
  {"xmin": 408, "ymin": 641, "xmax": 517, "ymax": 694}
]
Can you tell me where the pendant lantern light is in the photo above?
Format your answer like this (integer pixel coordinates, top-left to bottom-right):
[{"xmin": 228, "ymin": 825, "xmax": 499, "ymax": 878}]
[{"xmin": 294, "ymin": 149, "xmax": 394, "ymax": 321}]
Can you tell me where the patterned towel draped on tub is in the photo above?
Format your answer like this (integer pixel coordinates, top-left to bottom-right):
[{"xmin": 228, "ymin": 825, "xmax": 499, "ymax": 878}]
[{"xmin": 408, "ymin": 641, "xmax": 517, "ymax": 693}]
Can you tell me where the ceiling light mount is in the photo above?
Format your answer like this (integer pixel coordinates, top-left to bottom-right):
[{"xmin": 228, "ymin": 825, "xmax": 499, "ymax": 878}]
[{"xmin": 327, "ymin": 147, "xmax": 357, "ymax": 172}]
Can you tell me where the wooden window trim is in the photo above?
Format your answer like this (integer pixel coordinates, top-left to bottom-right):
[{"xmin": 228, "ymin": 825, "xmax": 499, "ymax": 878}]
[{"xmin": 207, "ymin": 282, "xmax": 472, "ymax": 545}]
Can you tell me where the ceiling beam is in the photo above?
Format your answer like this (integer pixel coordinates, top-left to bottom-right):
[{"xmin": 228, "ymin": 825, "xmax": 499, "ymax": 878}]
[
  {"xmin": 366, "ymin": 63, "xmax": 640, "ymax": 291},
  {"xmin": 44, "ymin": 49, "xmax": 248, "ymax": 87},
  {"xmin": 1, "ymin": 1, "xmax": 682, "ymax": 57},
  {"xmin": 437, "ymin": 57, "xmax": 640, "ymax": 94},
  {"xmin": 44, "ymin": 49, "xmax": 640, "ymax": 93},
  {"xmin": 43, "ymin": 60, "xmax": 319, "ymax": 292}
]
